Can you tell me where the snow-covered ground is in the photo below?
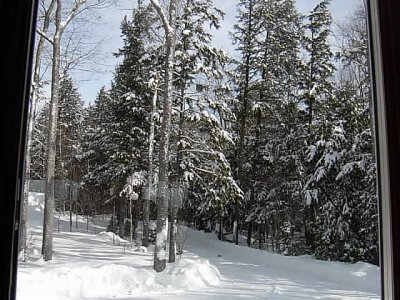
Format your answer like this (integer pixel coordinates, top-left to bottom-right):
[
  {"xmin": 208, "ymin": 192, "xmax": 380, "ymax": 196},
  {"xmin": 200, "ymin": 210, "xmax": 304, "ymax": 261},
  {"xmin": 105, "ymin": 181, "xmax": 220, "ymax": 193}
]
[{"xmin": 16, "ymin": 193, "xmax": 381, "ymax": 299}]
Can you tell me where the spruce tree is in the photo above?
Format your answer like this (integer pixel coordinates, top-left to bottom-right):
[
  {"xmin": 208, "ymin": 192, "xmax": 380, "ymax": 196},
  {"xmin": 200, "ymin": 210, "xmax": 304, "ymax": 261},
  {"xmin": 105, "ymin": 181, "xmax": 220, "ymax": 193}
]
[
  {"xmin": 311, "ymin": 4, "xmax": 378, "ymax": 264},
  {"xmin": 299, "ymin": 0, "xmax": 335, "ymax": 251},
  {"xmin": 231, "ymin": 0, "xmax": 303, "ymax": 250},
  {"xmin": 99, "ymin": 4, "xmax": 159, "ymax": 238},
  {"xmin": 168, "ymin": 0, "xmax": 241, "ymax": 257},
  {"xmin": 56, "ymin": 75, "xmax": 85, "ymax": 182}
]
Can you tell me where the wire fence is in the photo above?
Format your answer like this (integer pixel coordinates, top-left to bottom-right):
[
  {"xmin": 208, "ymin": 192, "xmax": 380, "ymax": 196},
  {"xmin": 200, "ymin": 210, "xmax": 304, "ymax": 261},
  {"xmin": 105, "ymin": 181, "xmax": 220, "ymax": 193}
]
[{"xmin": 29, "ymin": 179, "xmax": 80, "ymax": 202}]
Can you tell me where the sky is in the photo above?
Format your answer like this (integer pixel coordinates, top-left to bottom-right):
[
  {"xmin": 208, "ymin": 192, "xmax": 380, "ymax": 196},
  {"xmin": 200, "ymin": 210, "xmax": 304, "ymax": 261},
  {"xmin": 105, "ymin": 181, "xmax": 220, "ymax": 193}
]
[{"xmin": 69, "ymin": 0, "xmax": 361, "ymax": 105}]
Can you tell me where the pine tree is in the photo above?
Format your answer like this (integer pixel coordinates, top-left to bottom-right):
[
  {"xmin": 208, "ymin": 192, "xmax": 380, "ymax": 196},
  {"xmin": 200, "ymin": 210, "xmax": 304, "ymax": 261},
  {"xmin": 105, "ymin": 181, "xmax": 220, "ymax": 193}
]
[
  {"xmin": 230, "ymin": 0, "xmax": 259, "ymax": 245},
  {"xmin": 311, "ymin": 4, "xmax": 378, "ymax": 264},
  {"xmin": 56, "ymin": 75, "xmax": 85, "ymax": 182},
  {"xmin": 101, "ymin": 4, "xmax": 159, "ymax": 238},
  {"xmin": 299, "ymin": 0, "xmax": 335, "ymax": 252},
  {"xmin": 231, "ymin": 0, "xmax": 303, "ymax": 250},
  {"xmin": 167, "ymin": 0, "xmax": 241, "ymax": 259},
  {"xmin": 30, "ymin": 103, "xmax": 50, "ymax": 181},
  {"xmin": 82, "ymin": 87, "xmax": 114, "ymax": 189}
]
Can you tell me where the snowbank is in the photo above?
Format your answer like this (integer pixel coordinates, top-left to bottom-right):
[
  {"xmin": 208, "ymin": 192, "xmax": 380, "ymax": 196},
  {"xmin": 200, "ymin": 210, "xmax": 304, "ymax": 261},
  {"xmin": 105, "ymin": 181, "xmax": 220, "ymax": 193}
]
[
  {"xmin": 17, "ymin": 258, "xmax": 220, "ymax": 300},
  {"xmin": 98, "ymin": 231, "xmax": 130, "ymax": 245},
  {"xmin": 161, "ymin": 258, "xmax": 220, "ymax": 288}
]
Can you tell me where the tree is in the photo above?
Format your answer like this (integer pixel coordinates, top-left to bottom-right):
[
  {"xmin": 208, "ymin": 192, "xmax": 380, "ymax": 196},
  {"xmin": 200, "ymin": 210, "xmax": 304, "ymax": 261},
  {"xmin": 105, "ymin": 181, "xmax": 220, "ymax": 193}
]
[
  {"xmin": 230, "ymin": 0, "xmax": 258, "ymax": 245},
  {"xmin": 167, "ymin": 0, "xmax": 241, "ymax": 261},
  {"xmin": 56, "ymin": 75, "xmax": 85, "ymax": 182},
  {"xmin": 41, "ymin": 0, "xmax": 107, "ymax": 261},
  {"xmin": 19, "ymin": 0, "xmax": 55, "ymax": 259},
  {"xmin": 150, "ymin": 0, "xmax": 178, "ymax": 272},
  {"xmin": 311, "ymin": 4, "xmax": 378, "ymax": 264},
  {"xmin": 299, "ymin": 0, "xmax": 335, "ymax": 251},
  {"xmin": 231, "ymin": 0, "xmax": 303, "ymax": 249},
  {"xmin": 30, "ymin": 103, "xmax": 50, "ymax": 181},
  {"xmin": 143, "ymin": 73, "xmax": 159, "ymax": 247},
  {"xmin": 81, "ymin": 2, "xmax": 162, "ymax": 241},
  {"xmin": 110, "ymin": 10, "xmax": 157, "ymax": 238}
]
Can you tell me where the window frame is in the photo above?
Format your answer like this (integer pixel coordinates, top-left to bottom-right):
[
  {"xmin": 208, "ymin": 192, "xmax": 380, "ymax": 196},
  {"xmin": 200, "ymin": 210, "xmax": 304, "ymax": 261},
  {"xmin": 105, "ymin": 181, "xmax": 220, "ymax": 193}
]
[
  {"xmin": 368, "ymin": 0, "xmax": 400, "ymax": 298},
  {"xmin": 2, "ymin": 0, "xmax": 399, "ymax": 299}
]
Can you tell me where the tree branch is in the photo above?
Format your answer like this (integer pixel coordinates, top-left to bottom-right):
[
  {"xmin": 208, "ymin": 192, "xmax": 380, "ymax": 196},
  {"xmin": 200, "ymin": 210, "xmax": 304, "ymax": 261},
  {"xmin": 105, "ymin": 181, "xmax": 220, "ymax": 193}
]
[
  {"xmin": 149, "ymin": 0, "xmax": 173, "ymax": 34},
  {"xmin": 60, "ymin": 0, "xmax": 87, "ymax": 32},
  {"xmin": 36, "ymin": 28, "xmax": 53, "ymax": 44}
]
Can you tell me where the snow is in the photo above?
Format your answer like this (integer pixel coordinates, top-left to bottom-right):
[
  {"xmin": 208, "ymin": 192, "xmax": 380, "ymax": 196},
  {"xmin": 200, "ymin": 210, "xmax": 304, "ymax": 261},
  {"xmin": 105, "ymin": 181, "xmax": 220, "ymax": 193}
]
[
  {"xmin": 98, "ymin": 231, "xmax": 130, "ymax": 245},
  {"xmin": 17, "ymin": 192, "xmax": 380, "ymax": 300}
]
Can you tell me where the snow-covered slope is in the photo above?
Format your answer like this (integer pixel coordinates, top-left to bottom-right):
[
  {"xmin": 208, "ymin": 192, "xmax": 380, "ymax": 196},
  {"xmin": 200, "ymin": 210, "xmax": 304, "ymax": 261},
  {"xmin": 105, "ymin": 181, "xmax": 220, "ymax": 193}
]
[{"xmin": 16, "ymin": 193, "xmax": 381, "ymax": 299}]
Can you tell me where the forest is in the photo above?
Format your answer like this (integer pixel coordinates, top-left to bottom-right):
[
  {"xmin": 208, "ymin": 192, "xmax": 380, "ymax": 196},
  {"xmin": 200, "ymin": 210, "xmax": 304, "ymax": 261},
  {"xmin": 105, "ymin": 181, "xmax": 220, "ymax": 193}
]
[{"xmin": 20, "ymin": 0, "xmax": 378, "ymax": 275}]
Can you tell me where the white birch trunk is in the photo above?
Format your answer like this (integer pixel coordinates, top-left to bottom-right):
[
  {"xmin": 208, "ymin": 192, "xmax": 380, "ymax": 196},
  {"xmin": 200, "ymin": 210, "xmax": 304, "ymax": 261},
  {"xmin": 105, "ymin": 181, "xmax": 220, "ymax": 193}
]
[
  {"xmin": 42, "ymin": 0, "xmax": 62, "ymax": 261},
  {"xmin": 151, "ymin": 0, "xmax": 178, "ymax": 273},
  {"xmin": 20, "ymin": 0, "xmax": 56, "ymax": 257}
]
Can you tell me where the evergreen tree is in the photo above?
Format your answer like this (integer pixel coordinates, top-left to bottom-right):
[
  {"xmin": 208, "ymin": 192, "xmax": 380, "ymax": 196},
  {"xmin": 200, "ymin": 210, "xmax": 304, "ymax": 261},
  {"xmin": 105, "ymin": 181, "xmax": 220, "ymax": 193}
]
[
  {"xmin": 81, "ymin": 87, "xmax": 114, "ymax": 189},
  {"xmin": 30, "ymin": 103, "xmax": 50, "ymax": 180},
  {"xmin": 169, "ymin": 0, "xmax": 242, "ymax": 256},
  {"xmin": 98, "ymin": 4, "xmax": 160, "ymax": 239},
  {"xmin": 299, "ymin": 0, "xmax": 335, "ymax": 251},
  {"xmin": 230, "ymin": 0, "xmax": 260, "ymax": 245},
  {"xmin": 311, "ymin": 4, "xmax": 378, "ymax": 264},
  {"xmin": 231, "ymin": 0, "xmax": 303, "ymax": 250},
  {"xmin": 56, "ymin": 75, "xmax": 85, "ymax": 182}
]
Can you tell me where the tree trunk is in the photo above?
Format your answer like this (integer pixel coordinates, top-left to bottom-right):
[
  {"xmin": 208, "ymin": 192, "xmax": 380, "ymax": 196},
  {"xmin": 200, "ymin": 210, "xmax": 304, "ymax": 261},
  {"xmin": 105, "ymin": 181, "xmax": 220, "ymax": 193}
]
[
  {"xmin": 118, "ymin": 198, "xmax": 125, "ymax": 238},
  {"xmin": 42, "ymin": 0, "xmax": 63, "ymax": 261},
  {"xmin": 129, "ymin": 198, "xmax": 133, "ymax": 244},
  {"xmin": 246, "ymin": 221, "xmax": 252, "ymax": 247},
  {"xmin": 168, "ymin": 204, "xmax": 178, "ymax": 263},
  {"xmin": 235, "ymin": 0, "xmax": 254, "ymax": 247},
  {"xmin": 133, "ymin": 199, "xmax": 139, "ymax": 240},
  {"xmin": 69, "ymin": 202, "xmax": 72, "ymax": 232},
  {"xmin": 151, "ymin": 0, "xmax": 177, "ymax": 273},
  {"xmin": 218, "ymin": 214, "xmax": 224, "ymax": 241},
  {"xmin": 234, "ymin": 211, "xmax": 239, "ymax": 245},
  {"xmin": 20, "ymin": 0, "xmax": 56, "ymax": 257},
  {"xmin": 112, "ymin": 200, "xmax": 115, "ymax": 244},
  {"xmin": 143, "ymin": 84, "xmax": 157, "ymax": 247},
  {"xmin": 168, "ymin": 13, "xmax": 188, "ymax": 261}
]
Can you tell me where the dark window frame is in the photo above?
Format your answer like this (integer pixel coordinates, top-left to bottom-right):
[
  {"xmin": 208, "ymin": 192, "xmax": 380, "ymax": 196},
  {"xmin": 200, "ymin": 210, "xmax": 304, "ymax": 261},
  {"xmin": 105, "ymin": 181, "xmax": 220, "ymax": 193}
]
[
  {"xmin": 368, "ymin": 0, "xmax": 400, "ymax": 298},
  {"xmin": 1, "ymin": 0, "xmax": 399, "ymax": 299}
]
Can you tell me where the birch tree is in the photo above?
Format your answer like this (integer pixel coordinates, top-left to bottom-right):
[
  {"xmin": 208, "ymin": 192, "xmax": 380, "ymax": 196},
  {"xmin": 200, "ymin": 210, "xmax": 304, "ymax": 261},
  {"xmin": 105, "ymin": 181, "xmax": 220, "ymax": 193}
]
[
  {"xmin": 19, "ymin": 0, "xmax": 56, "ymax": 259},
  {"xmin": 150, "ymin": 0, "xmax": 178, "ymax": 272}
]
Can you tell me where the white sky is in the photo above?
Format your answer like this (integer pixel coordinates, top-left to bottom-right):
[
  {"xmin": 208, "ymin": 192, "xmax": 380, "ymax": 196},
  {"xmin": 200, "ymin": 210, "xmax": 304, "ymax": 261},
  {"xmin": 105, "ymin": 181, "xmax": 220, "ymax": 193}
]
[{"xmin": 70, "ymin": 0, "xmax": 361, "ymax": 105}]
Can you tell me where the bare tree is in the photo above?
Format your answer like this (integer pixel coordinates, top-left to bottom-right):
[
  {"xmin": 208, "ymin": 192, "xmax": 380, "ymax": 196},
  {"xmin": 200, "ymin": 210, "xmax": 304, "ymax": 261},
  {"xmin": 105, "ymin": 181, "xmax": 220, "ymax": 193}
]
[
  {"xmin": 150, "ymin": 0, "xmax": 178, "ymax": 272},
  {"xmin": 19, "ymin": 0, "xmax": 56, "ymax": 260},
  {"xmin": 41, "ymin": 0, "xmax": 109, "ymax": 261}
]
